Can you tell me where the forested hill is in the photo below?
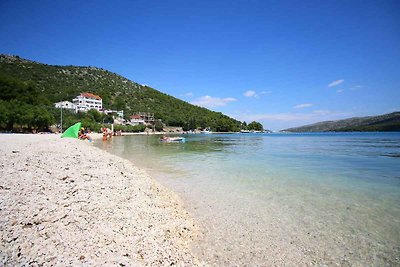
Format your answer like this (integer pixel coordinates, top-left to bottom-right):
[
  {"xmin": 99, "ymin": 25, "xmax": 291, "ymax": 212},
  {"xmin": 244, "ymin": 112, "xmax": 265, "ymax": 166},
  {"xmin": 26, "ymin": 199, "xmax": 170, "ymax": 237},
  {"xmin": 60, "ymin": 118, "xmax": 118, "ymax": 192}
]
[
  {"xmin": 0, "ymin": 54, "xmax": 242, "ymax": 131},
  {"xmin": 284, "ymin": 112, "xmax": 400, "ymax": 132}
]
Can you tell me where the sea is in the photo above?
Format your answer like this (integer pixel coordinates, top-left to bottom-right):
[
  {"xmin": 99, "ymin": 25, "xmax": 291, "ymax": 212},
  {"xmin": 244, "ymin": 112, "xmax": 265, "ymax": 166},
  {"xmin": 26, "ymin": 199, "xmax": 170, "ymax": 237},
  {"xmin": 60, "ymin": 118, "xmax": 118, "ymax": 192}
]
[{"xmin": 95, "ymin": 132, "xmax": 400, "ymax": 266}]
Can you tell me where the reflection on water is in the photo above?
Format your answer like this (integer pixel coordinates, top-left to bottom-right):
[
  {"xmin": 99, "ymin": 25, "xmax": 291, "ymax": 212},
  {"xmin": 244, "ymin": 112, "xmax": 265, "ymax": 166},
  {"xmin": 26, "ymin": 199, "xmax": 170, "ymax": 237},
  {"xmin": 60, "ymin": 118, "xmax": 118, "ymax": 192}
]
[{"xmin": 96, "ymin": 132, "xmax": 400, "ymax": 266}]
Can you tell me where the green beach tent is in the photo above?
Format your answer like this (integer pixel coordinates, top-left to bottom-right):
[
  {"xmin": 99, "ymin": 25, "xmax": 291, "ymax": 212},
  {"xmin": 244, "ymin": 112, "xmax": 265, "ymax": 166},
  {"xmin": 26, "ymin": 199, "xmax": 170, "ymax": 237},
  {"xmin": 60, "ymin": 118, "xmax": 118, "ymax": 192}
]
[{"xmin": 61, "ymin": 122, "xmax": 81, "ymax": 138}]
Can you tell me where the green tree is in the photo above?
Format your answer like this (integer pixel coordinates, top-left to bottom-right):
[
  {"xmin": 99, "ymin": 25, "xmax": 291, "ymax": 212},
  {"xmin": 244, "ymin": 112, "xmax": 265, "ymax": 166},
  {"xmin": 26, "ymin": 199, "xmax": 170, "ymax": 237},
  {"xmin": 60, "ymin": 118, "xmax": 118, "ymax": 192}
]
[
  {"xmin": 154, "ymin": 120, "xmax": 164, "ymax": 132},
  {"xmin": 32, "ymin": 106, "xmax": 55, "ymax": 130},
  {"xmin": 0, "ymin": 100, "xmax": 9, "ymax": 128},
  {"xmin": 87, "ymin": 109, "xmax": 104, "ymax": 123},
  {"xmin": 0, "ymin": 73, "xmax": 48, "ymax": 105},
  {"xmin": 112, "ymin": 95, "xmax": 125, "ymax": 110},
  {"xmin": 5, "ymin": 100, "xmax": 26, "ymax": 131},
  {"xmin": 247, "ymin": 121, "xmax": 263, "ymax": 131},
  {"xmin": 103, "ymin": 114, "xmax": 114, "ymax": 124},
  {"xmin": 114, "ymin": 124, "xmax": 146, "ymax": 132}
]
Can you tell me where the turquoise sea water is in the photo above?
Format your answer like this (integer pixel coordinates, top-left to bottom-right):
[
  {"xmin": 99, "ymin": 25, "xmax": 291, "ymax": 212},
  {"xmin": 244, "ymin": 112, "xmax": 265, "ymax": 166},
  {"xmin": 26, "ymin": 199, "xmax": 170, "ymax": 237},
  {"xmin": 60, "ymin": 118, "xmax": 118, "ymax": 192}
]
[{"xmin": 96, "ymin": 132, "xmax": 400, "ymax": 266}]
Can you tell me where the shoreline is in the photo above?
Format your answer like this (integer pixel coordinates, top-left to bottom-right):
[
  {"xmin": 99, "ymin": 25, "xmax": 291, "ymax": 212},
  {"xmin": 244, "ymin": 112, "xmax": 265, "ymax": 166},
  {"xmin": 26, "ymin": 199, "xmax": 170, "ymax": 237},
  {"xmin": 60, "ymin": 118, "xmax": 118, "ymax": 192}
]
[
  {"xmin": 0, "ymin": 134, "xmax": 203, "ymax": 266},
  {"xmin": 96, "ymin": 133, "xmax": 400, "ymax": 266}
]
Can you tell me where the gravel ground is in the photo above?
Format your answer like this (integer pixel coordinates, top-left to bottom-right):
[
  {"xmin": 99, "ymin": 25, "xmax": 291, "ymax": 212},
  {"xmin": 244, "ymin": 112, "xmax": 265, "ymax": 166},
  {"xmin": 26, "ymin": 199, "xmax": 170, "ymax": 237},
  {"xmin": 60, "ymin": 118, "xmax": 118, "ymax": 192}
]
[{"xmin": 0, "ymin": 134, "xmax": 204, "ymax": 266}]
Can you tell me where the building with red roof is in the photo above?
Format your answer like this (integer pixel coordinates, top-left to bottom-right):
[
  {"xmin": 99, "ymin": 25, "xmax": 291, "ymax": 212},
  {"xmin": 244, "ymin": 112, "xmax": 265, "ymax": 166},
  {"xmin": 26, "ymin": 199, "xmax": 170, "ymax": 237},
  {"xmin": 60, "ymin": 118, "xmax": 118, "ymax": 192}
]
[
  {"xmin": 72, "ymin": 92, "xmax": 103, "ymax": 112},
  {"xmin": 129, "ymin": 113, "xmax": 154, "ymax": 125}
]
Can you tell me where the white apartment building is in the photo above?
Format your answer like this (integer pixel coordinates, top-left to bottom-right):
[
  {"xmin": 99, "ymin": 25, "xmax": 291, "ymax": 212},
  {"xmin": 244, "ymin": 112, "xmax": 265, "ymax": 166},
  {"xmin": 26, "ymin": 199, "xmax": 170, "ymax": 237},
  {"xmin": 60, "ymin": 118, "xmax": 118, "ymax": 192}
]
[
  {"xmin": 129, "ymin": 115, "xmax": 146, "ymax": 126},
  {"xmin": 72, "ymin": 92, "xmax": 102, "ymax": 112},
  {"xmin": 54, "ymin": 101, "xmax": 77, "ymax": 112},
  {"xmin": 103, "ymin": 109, "xmax": 124, "ymax": 118}
]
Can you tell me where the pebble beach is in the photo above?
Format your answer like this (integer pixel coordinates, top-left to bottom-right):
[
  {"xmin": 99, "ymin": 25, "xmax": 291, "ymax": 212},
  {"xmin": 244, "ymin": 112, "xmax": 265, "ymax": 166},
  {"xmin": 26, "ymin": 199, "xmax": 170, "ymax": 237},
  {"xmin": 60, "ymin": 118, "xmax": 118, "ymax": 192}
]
[{"xmin": 0, "ymin": 134, "xmax": 202, "ymax": 266}]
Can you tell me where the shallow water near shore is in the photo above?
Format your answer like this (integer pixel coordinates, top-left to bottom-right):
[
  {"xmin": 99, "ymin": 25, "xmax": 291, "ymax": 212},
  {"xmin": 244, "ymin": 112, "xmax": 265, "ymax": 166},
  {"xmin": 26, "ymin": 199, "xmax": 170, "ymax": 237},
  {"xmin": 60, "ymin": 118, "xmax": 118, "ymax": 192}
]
[{"xmin": 96, "ymin": 132, "xmax": 400, "ymax": 265}]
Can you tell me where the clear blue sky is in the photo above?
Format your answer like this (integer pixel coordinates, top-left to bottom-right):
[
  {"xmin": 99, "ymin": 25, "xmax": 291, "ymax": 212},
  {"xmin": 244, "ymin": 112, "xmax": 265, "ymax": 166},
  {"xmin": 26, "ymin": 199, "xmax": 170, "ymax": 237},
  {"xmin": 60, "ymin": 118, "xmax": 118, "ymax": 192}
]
[{"xmin": 1, "ymin": 0, "xmax": 399, "ymax": 130}]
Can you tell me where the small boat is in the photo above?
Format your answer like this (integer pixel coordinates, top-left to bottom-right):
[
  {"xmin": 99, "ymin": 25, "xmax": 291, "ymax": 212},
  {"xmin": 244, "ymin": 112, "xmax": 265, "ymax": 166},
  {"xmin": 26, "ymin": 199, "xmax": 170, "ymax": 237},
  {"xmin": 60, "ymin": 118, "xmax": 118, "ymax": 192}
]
[
  {"xmin": 160, "ymin": 136, "xmax": 186, "ymax": 143},
  {"xmin": 240, "ymin": 130, "xmax": 251, "ymax": 133}
]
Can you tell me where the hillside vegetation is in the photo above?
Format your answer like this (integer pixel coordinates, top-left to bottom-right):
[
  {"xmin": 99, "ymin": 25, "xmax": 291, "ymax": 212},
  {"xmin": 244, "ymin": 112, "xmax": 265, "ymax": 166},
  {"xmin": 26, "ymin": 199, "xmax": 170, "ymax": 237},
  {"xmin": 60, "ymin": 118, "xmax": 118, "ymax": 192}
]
[
  {"xmin": 284, "ymin": 112, "xmax": 400, "ymax": 132},
  {"xmin": 0, "ymin": 54, "xmax": 243, "ymax": 132}
]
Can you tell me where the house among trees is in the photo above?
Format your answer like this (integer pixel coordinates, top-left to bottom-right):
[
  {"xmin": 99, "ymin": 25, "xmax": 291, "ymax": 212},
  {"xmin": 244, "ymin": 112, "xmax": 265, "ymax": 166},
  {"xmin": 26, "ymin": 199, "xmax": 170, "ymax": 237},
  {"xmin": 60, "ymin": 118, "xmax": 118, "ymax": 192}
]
[
  {"xmin": 129, "ymin": 115, "xmax": 145, "ymax": 125},
  {"xmin": 54, "ymin": 101, "xmax": 77, "ymax": 112},
  {"xmin": 54, "ymin": 93, "xmax": 124, "ymax": 125},
  {"xmin": 103, "ymin": 109, "xmax": 124, "ymax": 118},
  {"xmin": 104, "ymin": 109, "xmax": 125, "ymax": 124},
  {"xmin": 129, "ymin": 112, "xmax": 155, "ymax": 126},
  {"xmin": 72, "ymin": 92, "xmax": 103, "ymax": 112}
]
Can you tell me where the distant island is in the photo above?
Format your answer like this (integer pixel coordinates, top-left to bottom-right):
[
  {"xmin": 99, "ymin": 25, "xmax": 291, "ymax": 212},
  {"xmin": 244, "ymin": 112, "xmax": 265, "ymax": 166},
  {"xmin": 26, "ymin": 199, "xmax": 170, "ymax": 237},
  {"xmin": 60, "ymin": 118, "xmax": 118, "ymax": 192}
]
[{"xmin": 284, "ymin": 112, "xmax": 400, "ymax": 132}]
